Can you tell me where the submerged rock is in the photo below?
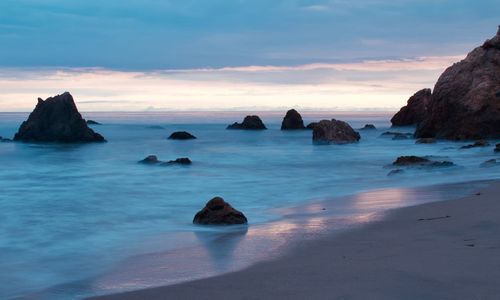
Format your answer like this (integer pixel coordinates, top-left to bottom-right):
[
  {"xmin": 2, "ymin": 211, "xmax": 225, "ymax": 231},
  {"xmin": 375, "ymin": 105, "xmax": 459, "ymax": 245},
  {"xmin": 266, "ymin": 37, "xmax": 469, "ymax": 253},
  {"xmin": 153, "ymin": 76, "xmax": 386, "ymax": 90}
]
[
  {"xmin": 312, "ymin": 119, "xmax": 360, "ymax": 144},
  {"xmin": 392, "ymin": 156, "xmax": 454, "ymax": 168},
  {"xmin": 360, "ymin": 124, "xmax": 376, "ymax": 130},
  {"xmin": 306, "ymin": 122, "xmax": 318, "ymax": 130},
  {"xmin": 227, "ymin": 116, "xmax": 267, "ymax": 130},
  {"xmin": 168, "ymin": 131, "xmax": 196, "ymax": 140},
  {"xmin": 139, "ymin": 155, "xmax": 160, "ymax": 164},
  {"xmin": 164, "ymin": 157, "xmax": 192, "ymax": 165},
  {"xmin": 193, "ymin": 197, "xmax": 248, "ymax": 225},
  {"xmin": 415, "ymin": 138, "xmax": 436, "ymax": 144},
  {"xmin": 387, "ymin": 169, "xmax": 405, "ymax": 176},
  {"xmin": 281, "ymin": 109, "xmax": 305, "ymax": 130},
  {"xmin": 391, "ymin": 88, "xmax": 431, "ymax": 126},
  {"xmin": 460, "ymin": 140, "xmax": 490, "ymax": 149},
  {"xmin": 416, "ymin": 26, "xmax": 500, "ymax": 140},
  {"xmin": 86, "ymin": 120, "xmax": 101, "ymax": 125},
  {"xmin": 13, "ymin": 92, "xmax": 106, "ymax": 143}
]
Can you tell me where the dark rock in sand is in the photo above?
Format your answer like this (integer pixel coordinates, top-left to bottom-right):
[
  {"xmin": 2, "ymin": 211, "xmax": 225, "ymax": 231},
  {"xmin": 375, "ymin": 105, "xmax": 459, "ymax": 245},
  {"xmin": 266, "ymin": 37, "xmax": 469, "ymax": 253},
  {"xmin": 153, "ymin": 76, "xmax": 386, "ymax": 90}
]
[
  {"xmin": 480, "ymin": 159, "xmax": 499, "ymax": 167},
  {"xmin": 306, "ymin": 122, "xmax": 318, "ymax": 130},
  {"xmin": 227, "ymin": 116, "xmax": 267, "ymax": 130},
  {"xmin": 86, "ymin": 120, "xmax": 101, "ymax": 125},
  {"xmin": 415, "ymin": 138, "xmax": 436, "ymax": 144},
  {"xmin": 164, "ymin": 157, "xmax": 192, "ymax": 165},
  {"xmin": 13, "ymin": 92, "xmax": 106, "ymax": 143},
  {"xmin": 360, "ymin": 124, "xmax": 376, "ymax": 130},
  {"xmin": 312, "ymin": 119, "xmax": 360, "ymax": 144},
  {"xmin": 281, "ymin": 109, "xmax": 305, "ymax": 130},
  {"xmin": 139, "ymin": 155, "xmax": 160, "ymax": 164},
  {"xmin": 416, "ymin": 26, "xmax": 500, "ymax": 140},
  {"xmin": 391, "ymin": 88, "xmax": 431, "ymax": 126},
  {"xmin": 460, "ymin": 140, "xmax": 490, "ymax": 149},
  {"xmin": 387, "ymin": 169, "xmax": 405, "ymax": 176},
  {"xmin": 168, "ymin": 131, "xmax": 196, "ymax": 140},
  {"xmin": 392, "ymin": 155, "xmax": 454, "ymax": 168},
  {"xmin": 193, "ymin": 197, "xmax": 248, "ymax": 225}
]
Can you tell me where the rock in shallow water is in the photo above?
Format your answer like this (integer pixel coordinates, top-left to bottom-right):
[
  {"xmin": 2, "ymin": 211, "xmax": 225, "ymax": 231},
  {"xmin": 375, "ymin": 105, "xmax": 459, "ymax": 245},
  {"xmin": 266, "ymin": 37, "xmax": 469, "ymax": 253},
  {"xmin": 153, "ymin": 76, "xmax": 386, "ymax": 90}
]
[
  {"xmin": 392, "ymin": 156, "xmax": 454, "ymax": 168},
  {"xmin": 13, "ymin": 92, "xmax": 106, "ymax": 143},
  {"xmin": 391, "ymin": 88, "xmax": 431, "ymax": 126},
  {"xmin": 193, "ymin": 197, "xmax": 248, "ymax": 225},
  {"xmin": 227, "ymin": 115, "xmax": 267, "ymax": 130},
  {"xmin": 360, "ymin": 124, "xmax": 376, "ymax": 130},
  {"xmin": 139, "ymin": 155, "xmax": 160, "ymax": 164},
  {"xmin": 168, "ymin": 131, "xmax": 196, "ymax": 140},
  {"xmin": 164, "ymin": 157, "xmax": 192, "ymax": 165},
  {"xmin": 312, "ymin": 119, "xmax": 360, "ymax": 144},
  {"xmin": 460, "ymin": 140, "xmax": 490, "ymax": 149},
  {"xmin": 281, "ymin": 109, "xmax": 305, "ymax": 130}
]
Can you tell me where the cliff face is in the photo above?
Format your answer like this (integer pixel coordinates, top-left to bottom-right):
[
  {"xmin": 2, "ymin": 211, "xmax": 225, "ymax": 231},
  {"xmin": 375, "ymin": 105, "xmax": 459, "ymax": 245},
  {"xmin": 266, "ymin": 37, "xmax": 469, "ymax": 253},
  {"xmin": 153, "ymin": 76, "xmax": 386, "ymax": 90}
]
[{"xmin": 415, "ymin": 26, "xmax": 500, "ymax": 140}]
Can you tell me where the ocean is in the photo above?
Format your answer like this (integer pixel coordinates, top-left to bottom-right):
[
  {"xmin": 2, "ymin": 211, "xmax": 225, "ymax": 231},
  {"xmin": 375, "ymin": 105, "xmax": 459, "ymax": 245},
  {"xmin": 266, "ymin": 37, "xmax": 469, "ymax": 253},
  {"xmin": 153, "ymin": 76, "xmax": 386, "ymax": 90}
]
[{"xmin": 0, "ymin": 111, "xmax": 498, "ymax": 299}]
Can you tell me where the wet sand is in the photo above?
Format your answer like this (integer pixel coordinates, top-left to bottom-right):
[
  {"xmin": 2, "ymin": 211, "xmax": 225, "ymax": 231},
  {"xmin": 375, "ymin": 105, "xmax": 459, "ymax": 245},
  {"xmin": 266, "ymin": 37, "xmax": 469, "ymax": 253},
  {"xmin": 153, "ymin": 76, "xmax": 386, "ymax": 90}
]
[{"xmin": 90, "ymin": 179, "xmax": 500, "ymax": 300}]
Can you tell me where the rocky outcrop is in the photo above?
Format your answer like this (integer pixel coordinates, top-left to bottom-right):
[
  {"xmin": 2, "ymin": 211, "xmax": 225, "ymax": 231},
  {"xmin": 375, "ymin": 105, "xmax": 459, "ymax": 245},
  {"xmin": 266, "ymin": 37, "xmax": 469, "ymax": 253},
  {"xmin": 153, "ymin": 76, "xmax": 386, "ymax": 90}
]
[
  {"xmin": 193, "ymin": 197, "xmax": 248, "ymax": 225},
  {"xmin": 460, "ymin": 140, "xmax": 490, "ymax": 149},
  {"xmin": 139, "ymin": 155, "xmax": 160, "ymax": 164},
  {"xmin": 312, "ymin": 119, "xmax": 360, "ymax": 144},
  {"xmin": 13, "ymin": 92, "xmax": 106, "ymax": 143},
  {"xmin": 392, "ymin": 156, "xmax": 454, "ymax": 168},
  {"xmin": 281, "ymin": 109, "xmax": 305, "ymax": 130},
  {"xmin": 227, "ymin": 116, "xmax": 267, "ymax": 130},
  {"xmin": 416, "ymin": 26, "xmax": 500, "ymax": 140},
  {"xmin": 306, "ymin": 122, "xmax": 318, "ymax": 130},
  {"xmin": 168, "ymin": 131, "xmax": 196, "ymax": 140},
  {"xmin": 86, "ymin": 120, "xmax": 101, "ymax": 125},
  {"xmin": 391, "ymin": 89, "xmax": 431, "ymax": 126},
  {"xmin": 360, "ymin": 124, "xmax": 376, "ymax": 130}
]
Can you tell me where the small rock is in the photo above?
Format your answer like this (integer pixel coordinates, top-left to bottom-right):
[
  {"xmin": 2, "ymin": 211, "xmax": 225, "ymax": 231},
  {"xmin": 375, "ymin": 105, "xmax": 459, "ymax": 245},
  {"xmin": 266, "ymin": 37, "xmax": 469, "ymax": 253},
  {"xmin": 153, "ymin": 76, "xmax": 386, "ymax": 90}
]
[
  {"xmin": 164, "ymin": 157, "xmax": 192, "ymax": 165},
  {"xmin": 312, "ymin": 119, "xmax": 360, "ymax": 144},
  {"xmin": 360, "ymin": 124, "xmax": 376, "ymax": 130},
  {"xmin": 392, "ymin": 156, "xmax": 455, "ymax": 168},
  {"xmin": 193, "ymin": 197, "xmax": 248, "ymax": 225},
  {"xmin": 460, "ymin": 140, "xmax": 490, "ymax": 149},
  {"xmin": 139, "ymin": 155, "xmax": 160, "ymax": 164},
  {"xmin": 168, "ymin": 131, "xmax": 196, "ymax": 140},
  {"xmin": 281, "ymin": 109, "xmax": 305, "ymax": 130},
  {"xmin": 494, "ymin": 143, "xmax": 500, "ymax": 152},
  {"xmin": 227, "ymin": 116, "xmax": 267, "ymax": 130}
]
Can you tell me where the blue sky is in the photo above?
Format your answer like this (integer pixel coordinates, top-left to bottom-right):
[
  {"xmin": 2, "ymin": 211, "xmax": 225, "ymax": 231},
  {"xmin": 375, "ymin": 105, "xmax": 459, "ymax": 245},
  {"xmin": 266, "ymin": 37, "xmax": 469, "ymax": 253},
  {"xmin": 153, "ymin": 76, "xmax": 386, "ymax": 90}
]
[{"xmin": 0, "ymin": 0, "xmax": 498, "ymax": 110}]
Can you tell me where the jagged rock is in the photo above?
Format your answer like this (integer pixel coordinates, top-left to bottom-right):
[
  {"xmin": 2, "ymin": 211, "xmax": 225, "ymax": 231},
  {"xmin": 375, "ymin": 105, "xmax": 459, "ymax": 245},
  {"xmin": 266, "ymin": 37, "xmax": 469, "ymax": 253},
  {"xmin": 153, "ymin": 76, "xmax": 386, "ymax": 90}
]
[
  {"xmin": 480, "ymin": 159, "xmax": 498, "ymax": 167},
  {"xmin": 415, "ymin": 138, "xmax": 436, "ymax": 144},
  {"xmin": 227, "ymin": 116, "xmax": 267, "ymax": 130},
  {"xmin": 13, "ymin": 92, "xmax": 106, "ymax": 143},
  {"xmin": 460, "ymin": 140, "xmax": 490, "ymax": 149},
  {"xmin": 392, "ymin": 156, "xmax": 454, "ymax": 168},
  {"xmin": 391, "ymin": 89, "xmax": 431, "ymax": 126},
  {"xmin": 139, "ymin": 155, "xmax": 160, "ymax": 164},
  {"xmin": 306, "ymin": 122, "xmax": 318, "ymax": 129},
  {"xmin": 281, "ymin": 109, "xmax": 305, "ymax": 130},
  {"xmin": 168, "ymin": 131, "xmax": 196, "ymax": 140},
  {"xmin": 86, "ymin": 120, "xmax": 101, "ymax": 125},
  {"xmin": 416, "ymin": 26, "xmax": 500, "ymax": 140},
  {"xmin": 360, "ymin": 124, "xmax": 376, "ymax": 130},
  {"xmin": 193, "ymin": 197, "xmax": 248, "ymax": 225},
  {"xmin": 312, "ymin": 119, "xmax": 360, "ymax": 144},
  {"xmin": 164, "ymin": 157, "xmax": 192, "ymax": 165}
]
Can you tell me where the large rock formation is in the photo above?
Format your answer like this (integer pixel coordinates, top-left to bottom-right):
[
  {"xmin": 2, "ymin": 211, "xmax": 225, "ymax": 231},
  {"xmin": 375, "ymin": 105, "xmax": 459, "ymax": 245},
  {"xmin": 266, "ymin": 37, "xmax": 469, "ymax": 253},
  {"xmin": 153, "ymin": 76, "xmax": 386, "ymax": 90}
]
[
  {"xmin": 281, "ymin": 109, "xmax": 305, "ymax": 130},
  {"xmin": 14, "ymin": 92, "xmax": 105, "ymax": 143},
  {"xmin": 193, "ymin": 197, "xmax": 248, "ymax": 225},
  {"xmin": 227, "ymin": 115, "xmax": 267, "ymax": 130},
  {"xmin": 415, "ymin": 26, "xmax": 500, "ymax": 140},
  {"xmin": 312, "ymin": 119, "xmax": 360, "ymax": 144},
  {"xmin": 391, "ymin": 89, "xmax": 431, "ymax": 126}
]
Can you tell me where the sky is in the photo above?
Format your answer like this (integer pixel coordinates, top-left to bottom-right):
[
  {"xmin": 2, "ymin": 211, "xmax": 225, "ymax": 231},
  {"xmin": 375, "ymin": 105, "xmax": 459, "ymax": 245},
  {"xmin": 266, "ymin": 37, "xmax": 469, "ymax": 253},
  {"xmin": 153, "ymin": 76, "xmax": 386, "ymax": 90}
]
[{"xmin": 0, "ymin": 0, "xmax": 499, "ymax": 111}]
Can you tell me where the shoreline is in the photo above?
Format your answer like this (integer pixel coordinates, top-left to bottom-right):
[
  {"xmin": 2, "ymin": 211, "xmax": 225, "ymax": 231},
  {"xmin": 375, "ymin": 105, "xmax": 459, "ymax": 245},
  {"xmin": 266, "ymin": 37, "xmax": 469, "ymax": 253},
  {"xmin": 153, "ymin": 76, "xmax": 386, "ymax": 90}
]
[{"xmin": 89, "ymin": 179, "xmax": 500, "ymax": 300}]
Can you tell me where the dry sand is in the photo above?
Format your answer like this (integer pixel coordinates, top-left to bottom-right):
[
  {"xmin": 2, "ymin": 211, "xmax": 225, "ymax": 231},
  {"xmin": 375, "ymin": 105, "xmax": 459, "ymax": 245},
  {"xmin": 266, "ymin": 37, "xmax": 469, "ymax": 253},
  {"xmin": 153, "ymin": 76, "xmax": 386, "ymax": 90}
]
[{"xmin": 91, "ymin": 180, "xmax": 500, "ymax": 300}]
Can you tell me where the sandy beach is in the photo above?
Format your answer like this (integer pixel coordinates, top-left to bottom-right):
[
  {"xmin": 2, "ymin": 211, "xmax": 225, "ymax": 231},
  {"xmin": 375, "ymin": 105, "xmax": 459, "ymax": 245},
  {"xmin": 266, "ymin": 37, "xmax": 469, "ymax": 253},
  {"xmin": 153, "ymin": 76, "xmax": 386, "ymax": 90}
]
[{"xmin": 90, "ymin": 180, "xmax": 500, "ymax": 300}]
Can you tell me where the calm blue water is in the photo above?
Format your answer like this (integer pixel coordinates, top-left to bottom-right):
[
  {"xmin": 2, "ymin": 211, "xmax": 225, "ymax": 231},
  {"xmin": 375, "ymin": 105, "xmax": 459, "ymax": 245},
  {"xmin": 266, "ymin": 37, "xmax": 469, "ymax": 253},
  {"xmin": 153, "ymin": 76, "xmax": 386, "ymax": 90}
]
[{"xmin": 0, "ymin": 111, "xmax": 498, "ymax": 299}]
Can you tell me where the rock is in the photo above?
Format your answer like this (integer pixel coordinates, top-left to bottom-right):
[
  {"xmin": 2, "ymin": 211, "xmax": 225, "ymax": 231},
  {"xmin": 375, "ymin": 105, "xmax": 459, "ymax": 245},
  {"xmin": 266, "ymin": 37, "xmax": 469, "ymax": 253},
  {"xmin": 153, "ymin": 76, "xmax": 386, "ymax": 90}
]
[
  {"xmin": 360, "ymin": 124, "xmax": 376, "ymax": 130},
  {"xmin": 168, "ymin": 131, "xmax": 196, "ymax": 140},
  {"xmin": 387, "ymin": 169, "xmax": 405, "ymax": 176},
  {"xmin": 281, "ymin": 109, "xmax": 305, "ymax": 130},
  {"xmin": 416, "ymin": 138, "xmax": 436, "ymax": 144},
  {"xmin": 193, "ymin": 197, "xmax": 248, "ymax": 225},
  {"xmin": 496, "ymin": 143, "xmax": 500, "ymax": 152},
  {"xmin": 381, "ymin": 132, "xmax": 414, "ymax": 140},
  {"xmin": 391, "ymin": 88, "xmax": 432, "ymax": 126},
  {"xmin": 416, "ymin": 27, "xmax": 500, "ymax": 140},
  {"xmin": 227, "ymin": 116, "xmax": 267, "ymax": 130},
  {"xmin": 392, "ymin": 156, "xmax": 454, "ymax": 168},
  {"xmin": 306, "ymin": 122, "xmax": 318, "ymax": 130},
  {"xmin": 312, "ymin": 119, "xmax": 360, "ymax": 144},
  {"xmin": 460, "ymin": 140, "xmax": 490, "ymax": 149},
  {"xmin": 164, "ymin": 157, "xmax": 192, "ymax": 165},
  {"xmin": 139, "ymin": 155, "xmax": 160, "ymax": 164},
  {"xmin": 86, "ymin": 120, "xmax": 101, "ymax": 125},
  {"xmin": 480, "ymin": 159, "xmax": 498, "ymax": 167},
  {"xmin": 13, "ymin": 92, "xmax": 106, "ymax": 143}
]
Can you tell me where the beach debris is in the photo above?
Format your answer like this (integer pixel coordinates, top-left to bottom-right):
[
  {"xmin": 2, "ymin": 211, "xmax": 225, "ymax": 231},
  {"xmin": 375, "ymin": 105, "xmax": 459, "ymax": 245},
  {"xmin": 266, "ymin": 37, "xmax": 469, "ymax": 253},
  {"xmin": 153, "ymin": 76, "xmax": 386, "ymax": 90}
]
[
  {"xmin": 168, "ymin": 131, "xmax": 197, "ymax": 140},
  {"xmin": 391, "ymin": 88, "xmax": 431, "ymax": 126},
  {"xmin": 415, "ymin": 26, "xmax": 500, "ymax": 140},
  {"xmin": 193, "ymin": 197, "xmax": 248, "ymax": 225},
  {"xmin": 86, "ymin": 119, "xmax": 101, "ymax": 125},
  {"xmin": 227, "ymin": 115, "xmax": 267, "ymax": 130},
  {"xmin": 460, "ymin": 140, "xmax": 490, "ymax": 149},
  {"xmin": 415, "ymin": 138, "xmax": 436, "ymax": 144},
  {"xmin": 281, "ymin": 109, "xmax": 306, "ymax": 130},
  {"xmin": 13, "ymin": 92, "xmax": 106, "ymax": 143},
  {"xmin": 360, "ymin": 124, "xmax": 376, "ymax": 130},
  {"xmin": 312, "ymin": 119, "xmax": 360, "ymax": 144}
]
